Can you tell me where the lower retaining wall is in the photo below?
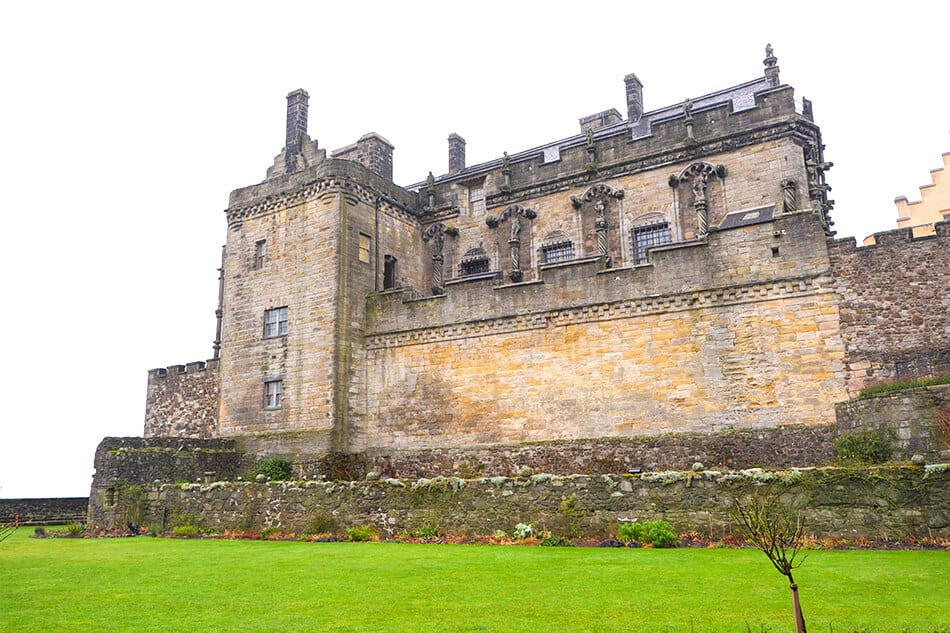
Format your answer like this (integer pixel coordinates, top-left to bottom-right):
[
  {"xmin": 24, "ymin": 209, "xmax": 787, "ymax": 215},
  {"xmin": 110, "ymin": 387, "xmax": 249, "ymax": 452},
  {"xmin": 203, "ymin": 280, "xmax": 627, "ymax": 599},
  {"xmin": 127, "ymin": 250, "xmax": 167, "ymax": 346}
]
[
  {"xmin": 90, "ymin": 466, "xmax": 950, "ymax": 539},
  {"xmin": 835, "ymin": 384, "xmax": 950, "ymax": 461},
  {"xmin": 0, "ymin": 498, "xmax": 88, "ymax": 524}
]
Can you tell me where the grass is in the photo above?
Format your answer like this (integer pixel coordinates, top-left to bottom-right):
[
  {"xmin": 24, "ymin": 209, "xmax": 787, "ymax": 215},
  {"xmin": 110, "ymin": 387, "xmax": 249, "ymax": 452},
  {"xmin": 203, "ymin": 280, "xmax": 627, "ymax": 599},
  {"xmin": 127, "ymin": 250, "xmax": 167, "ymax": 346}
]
[
  {"xmin": 1, "ymin": 528, "xmax": 947, "ymax": 632},
  {"xmin": 858, "ymin": 374, "xmax": 950, "ymax": 398}
]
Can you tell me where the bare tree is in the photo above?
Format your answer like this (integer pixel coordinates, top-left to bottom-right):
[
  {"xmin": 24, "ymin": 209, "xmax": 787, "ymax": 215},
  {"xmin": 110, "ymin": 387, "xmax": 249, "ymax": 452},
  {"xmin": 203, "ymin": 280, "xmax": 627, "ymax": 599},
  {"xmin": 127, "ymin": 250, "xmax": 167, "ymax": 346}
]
[{"xmin": 733, "ymin": 494, "xmax": 808, "ymax": 633}]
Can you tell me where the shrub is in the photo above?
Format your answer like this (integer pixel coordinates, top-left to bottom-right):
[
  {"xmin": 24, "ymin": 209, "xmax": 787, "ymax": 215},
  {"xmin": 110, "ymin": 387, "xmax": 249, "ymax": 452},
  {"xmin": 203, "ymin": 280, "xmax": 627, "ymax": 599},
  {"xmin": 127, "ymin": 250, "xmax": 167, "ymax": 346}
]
[
  {"xmin": 255, "ymin": 458, "xmax": 293, "ymax": 481},
  {"xmin": 172, "ymin": 525, "xmax": 199, "ymax": 537},
  {"xmin": 834, "ymin": 430, "xmax": 895, "ymax": 464},
  {"xmin": 412, "ymin": 524, "xmax": 439, "ymax": 538},
  {"xmin": 64, "ymin": 522, "xmax": 84, "ymax": 536},
  {"xmin": 347, "ymin": 525, "xmax": 377, "ymax": 542},
  {"xmin": 512, "ymin": 523, "xmax": 535, "ymax": 539},
  {"xmin": 618, "ymin": 520, "xmax": 679, "ymax": 548},
  {"xmin": 540, "ymin": 535, "xmax": 575, "ymax": 547},
  {"xmin": 302, "ymin": 509, "xmax": 336, "ymax": 536}
]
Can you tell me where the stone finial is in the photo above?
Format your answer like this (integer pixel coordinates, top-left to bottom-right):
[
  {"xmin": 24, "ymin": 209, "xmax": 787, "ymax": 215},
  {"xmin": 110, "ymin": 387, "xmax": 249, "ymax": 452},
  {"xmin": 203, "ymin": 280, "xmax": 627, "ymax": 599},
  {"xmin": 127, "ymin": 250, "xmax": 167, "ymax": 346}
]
[
  {"xmin": 624, "ymin": 73, "xmax": 643, "ymax": 122},
  {"xmin": 448, "ymin": 133, "xmax": 466, "ymax": 175},
  {"xmin": 763, "ymin": 43, "xmax": 780, "ymax": 86}
]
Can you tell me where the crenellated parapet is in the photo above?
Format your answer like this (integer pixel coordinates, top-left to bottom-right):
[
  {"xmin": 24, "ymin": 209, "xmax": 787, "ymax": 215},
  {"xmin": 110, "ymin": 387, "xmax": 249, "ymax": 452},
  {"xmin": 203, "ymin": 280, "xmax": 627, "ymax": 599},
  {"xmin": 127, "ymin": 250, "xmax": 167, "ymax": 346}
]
[{"xmin": 145, "ymin": 358, "xmax": 220, "ymax": 439}]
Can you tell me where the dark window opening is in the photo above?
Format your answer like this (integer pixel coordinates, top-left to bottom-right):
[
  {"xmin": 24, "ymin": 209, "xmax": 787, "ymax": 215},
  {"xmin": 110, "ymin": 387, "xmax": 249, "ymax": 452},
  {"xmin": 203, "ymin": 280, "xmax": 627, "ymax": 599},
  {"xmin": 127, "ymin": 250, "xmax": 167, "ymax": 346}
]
[
  {"xmin": 253, "ymin": 239, "xmax": 266, "ymax": 269},
  {"xmin": 459, "ymin": 247, "xmax": 490, "ymax": 276},
  {"xmin": 540, "ymin": 240, "xmax": 575, "ymax": 264},
  {"xmin": 383, "ymin": 255, "xmax": 397, "ymax": 289},
  {"xmin": 632, "ymin": 222, "xmax": 672, "ymax": 264}
]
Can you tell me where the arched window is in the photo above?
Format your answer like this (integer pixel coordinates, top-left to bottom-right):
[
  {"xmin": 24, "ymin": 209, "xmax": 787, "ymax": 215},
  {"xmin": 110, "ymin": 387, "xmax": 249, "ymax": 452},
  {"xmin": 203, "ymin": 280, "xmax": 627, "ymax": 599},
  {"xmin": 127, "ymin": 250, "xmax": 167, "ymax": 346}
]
[
  {"xmin": 459, "ymin": 247, "xmax": 490, "ymax": 276},
  {"xmin": 539, "ymin": 230, "xmax": 575, "ymax": 264}
]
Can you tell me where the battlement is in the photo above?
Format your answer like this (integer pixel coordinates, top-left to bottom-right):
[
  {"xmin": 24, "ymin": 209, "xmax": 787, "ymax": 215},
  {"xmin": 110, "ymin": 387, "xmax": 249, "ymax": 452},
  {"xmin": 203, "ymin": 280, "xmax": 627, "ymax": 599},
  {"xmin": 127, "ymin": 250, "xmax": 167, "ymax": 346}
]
[{"xmin": 148, "ymin": 358, "xmax": 219, "ymax": 380}]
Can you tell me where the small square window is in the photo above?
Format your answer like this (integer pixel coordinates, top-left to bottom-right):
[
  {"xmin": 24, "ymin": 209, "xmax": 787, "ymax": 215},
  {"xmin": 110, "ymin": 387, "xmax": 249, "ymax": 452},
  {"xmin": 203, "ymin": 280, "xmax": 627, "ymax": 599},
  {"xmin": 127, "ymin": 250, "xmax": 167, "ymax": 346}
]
[
  {"xmin": 264, "ymin": 380, "xmax": 283, "ymax": 409},
  {"xmin": 358, "ymin": 233, "xmax": 371, "ymax": 264},
  {"xmin": 253, "ymin": 239, "xmax": 267, "ymax": 269},
  {"xmin": 264, "ymin": 307, "xmax": 288, "ymax": 338}
]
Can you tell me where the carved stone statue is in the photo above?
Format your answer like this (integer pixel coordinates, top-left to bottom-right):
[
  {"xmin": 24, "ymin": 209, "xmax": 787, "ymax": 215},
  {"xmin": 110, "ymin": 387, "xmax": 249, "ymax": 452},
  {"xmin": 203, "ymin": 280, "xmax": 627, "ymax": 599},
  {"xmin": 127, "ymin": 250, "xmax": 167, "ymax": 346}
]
[
  {"xmin": 683, "ymin": 98, "xmax": 693, "ymax": 120},
  {"xmin": 509, "ymin": 216, "xmax": 521, "ymax": 241}
]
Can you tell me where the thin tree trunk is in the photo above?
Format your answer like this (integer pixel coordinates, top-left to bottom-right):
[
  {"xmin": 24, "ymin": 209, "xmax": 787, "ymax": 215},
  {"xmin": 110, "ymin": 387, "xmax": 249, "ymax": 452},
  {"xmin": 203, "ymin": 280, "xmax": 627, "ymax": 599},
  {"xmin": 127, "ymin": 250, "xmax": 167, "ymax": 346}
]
[{"xmin": 789, "ymin": 582, "xmax": 806, "ymax": 633}]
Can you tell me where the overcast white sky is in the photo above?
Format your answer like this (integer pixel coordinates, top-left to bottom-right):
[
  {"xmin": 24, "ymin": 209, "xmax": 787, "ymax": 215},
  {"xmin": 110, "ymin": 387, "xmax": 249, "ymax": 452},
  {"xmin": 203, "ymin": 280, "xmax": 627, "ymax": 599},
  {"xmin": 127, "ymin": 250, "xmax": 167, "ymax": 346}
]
[{"xmin": 2, "ymin": 2, "xmax": 948, "ymax": 498}]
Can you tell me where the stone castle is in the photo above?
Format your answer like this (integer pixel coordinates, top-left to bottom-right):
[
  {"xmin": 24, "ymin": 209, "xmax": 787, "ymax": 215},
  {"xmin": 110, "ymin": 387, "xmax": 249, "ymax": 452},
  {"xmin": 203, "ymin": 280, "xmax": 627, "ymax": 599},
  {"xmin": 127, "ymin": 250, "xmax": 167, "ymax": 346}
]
[{"xmin": 91, "ymin": 48, "xmax": 949, "ymax": 514}]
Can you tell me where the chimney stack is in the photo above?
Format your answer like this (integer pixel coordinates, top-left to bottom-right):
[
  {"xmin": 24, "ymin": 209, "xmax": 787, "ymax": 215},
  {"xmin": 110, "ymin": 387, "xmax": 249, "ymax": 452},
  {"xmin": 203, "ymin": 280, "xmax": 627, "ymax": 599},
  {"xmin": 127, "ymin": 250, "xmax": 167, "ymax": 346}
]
[
  {"xmin": 448, "ymin": 133, "xmax": 466, "ymax": 175},
  {"xmin": 285, "ymin": 89, "xmax": 310, "ymax": 158},
  {"xmin": 624, "ymin": 73, "xmax": 643, "ymax": 122}
]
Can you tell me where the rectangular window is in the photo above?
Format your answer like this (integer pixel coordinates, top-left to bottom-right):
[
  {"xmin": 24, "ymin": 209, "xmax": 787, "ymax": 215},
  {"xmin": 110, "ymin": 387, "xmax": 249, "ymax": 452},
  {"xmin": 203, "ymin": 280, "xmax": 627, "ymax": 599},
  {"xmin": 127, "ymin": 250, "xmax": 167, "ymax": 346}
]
[
  {"xmin": 263, "ymin": 306, "xmax": 288, "ymax": 338},
  {"xmin": 460, "ymin": 257, "xmax": 490, "ymax": 276},
  {"xmin": 469, "ymin": 186, "xmax": 485, "ymax": 216},
  {"xmin": 632, "ymin": 223, "xmax": 672, "ymax": 264},
  {"xmin": 358, "ymin": 233, "xmax": 371, "ymax": 264},
  {"xmin": 253, "ymin": 239, "xmax": 267, "ymax": 269},
  {"xmin": 383, "ymin": 255, "xmax": 397, "ymax": 290},
  {"xmin": 264, "ymin": 379, "xmax": 283, "ymax": 409},
  {"xmin": 540, "ymin": 241, "xmax": 575, "ymax": 264}
]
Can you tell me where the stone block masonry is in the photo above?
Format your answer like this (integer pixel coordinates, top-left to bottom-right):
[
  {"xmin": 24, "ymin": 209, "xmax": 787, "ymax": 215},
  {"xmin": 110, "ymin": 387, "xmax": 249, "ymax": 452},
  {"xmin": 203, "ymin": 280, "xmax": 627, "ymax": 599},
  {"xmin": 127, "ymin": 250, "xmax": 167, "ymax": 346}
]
[
  {"xmin": 145, "ymin": 359, "xmax": 218, "ymax": 438},
  {"xmin": 829, "ymin": 221, "xmax": 950, "ymax": 395},
  {"xmin": 88, "ymin": 466, "xmax": 950, "ymax": 539}
]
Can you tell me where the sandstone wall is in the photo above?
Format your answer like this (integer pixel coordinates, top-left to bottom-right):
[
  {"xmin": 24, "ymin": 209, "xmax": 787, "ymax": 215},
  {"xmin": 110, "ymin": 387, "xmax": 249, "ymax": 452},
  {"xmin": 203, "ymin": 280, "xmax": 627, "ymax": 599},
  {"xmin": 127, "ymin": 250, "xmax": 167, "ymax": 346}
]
[
  {"xmin": 360, "ymin": 212, "xmax": 847, "ymax": 451},
  {"xmin": 144, "ymin": 360, "xmax": 218, "ymax": 438},
  {"xmin": 90, "ymin": 467, "xmax": 950, "ymax": 539},
  {"xmin": 829, "ymin": 222, "xmax": 950, "ymax": 394}
]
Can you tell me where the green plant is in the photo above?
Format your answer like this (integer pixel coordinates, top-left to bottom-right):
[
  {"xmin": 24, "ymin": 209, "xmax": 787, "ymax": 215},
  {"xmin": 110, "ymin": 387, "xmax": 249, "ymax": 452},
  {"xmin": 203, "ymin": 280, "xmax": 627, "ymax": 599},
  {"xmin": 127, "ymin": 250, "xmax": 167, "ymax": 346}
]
[
  {"xmin": 512, "ymin": 523, "xmax": 534, "ymax": 539},
  {"xmin": 834, "ymin": 430, "xmax": 895, "ymax": 464},
  {"xmin": 255, "ymin": 458, "xmax": 293, "ymax": 481},
  {"xmin": 261, "ymin": 527, "xmax": 282, "ymax": 540},
  {"xmin": 539, "ymin": 535, "xmax": 575, "ymax": 547},
  {"xmin": 172, "ymin": 525, "xmax": 199, "ymax": 537},
  {"xmin": 411, "ymin": 524, "xmax": 439, "ymax": 538},
  {"xmin": 63, "ymin": 522, "xmax": 84, "ymax": 536},
  {"xmin": 618, "ymin": 520, "xmax": 679, "ymax": 548},
  {"xmin": 857, "ymin": 375, "xmax": 950, "ymax": 398},
  {"xmin": 302, "ymin": 509, "xmax": 336, "ymax": 536},
  {"xmin": 559, "ymin": 495, "xmax": 580, "ymax": 537},
  {"xmin": 346, "ymin": 525, "xmax": 377, "ymax": 542}
]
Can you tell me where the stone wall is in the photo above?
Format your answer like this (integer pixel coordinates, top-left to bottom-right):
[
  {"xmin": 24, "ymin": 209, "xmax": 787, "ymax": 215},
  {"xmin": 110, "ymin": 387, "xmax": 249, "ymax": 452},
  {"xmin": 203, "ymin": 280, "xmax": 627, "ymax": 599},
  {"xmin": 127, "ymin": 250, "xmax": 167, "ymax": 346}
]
[
  {"xmin": 89, "ymin": 437, "xmax": 244, "ymax": 527},
  {"xmin": 835, "ymin": 384, "xmax": 950, "ymax": 460},
  {"xmin": 359, "ymin": 212, "xmax": 847, "ymax": 450},
  {"xmin": 829, "ymin": 222, "xmax": 950, "ymax": 395},
  {"xmin": 90, "ymin": 466, "xmax": 950, "ymax": 539},
  {"xmin": 0, "ymin": 497, "xmax": 88, "ymax": 524},
  {"xmin": 144, "ymin": 359, "xmax": 219, "ymax": 438}
]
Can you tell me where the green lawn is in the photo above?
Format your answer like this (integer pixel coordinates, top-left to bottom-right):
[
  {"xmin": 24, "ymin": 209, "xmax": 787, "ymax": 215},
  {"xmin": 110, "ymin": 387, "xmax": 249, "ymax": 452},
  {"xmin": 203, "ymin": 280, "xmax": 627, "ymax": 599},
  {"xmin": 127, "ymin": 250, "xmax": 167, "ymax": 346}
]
[{"xmin": 1, "ymin": 528, "xmax": 947, "ymax": 633}]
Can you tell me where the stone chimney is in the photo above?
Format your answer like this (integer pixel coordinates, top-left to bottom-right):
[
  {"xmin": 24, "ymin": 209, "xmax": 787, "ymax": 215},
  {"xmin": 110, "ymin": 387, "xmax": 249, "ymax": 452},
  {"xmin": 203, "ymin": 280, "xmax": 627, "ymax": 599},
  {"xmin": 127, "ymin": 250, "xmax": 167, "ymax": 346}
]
[
  {"xmin": 625, "ymin": 73, "xmax": 643, "ymax": 122},
  {"xmin": 448, "ymin": 133, "xmax": 466, "ymax": 175},
  {"xmin": 331, "ymin": 132, "xmax": 395, "ymax": 181},
  {"xmin": 579, "ymin": 109, "xmax": 623, "ymax": 134},
  {"xmin": 285, "ymin": 89, "xmax": 309, "ymax": 160}
]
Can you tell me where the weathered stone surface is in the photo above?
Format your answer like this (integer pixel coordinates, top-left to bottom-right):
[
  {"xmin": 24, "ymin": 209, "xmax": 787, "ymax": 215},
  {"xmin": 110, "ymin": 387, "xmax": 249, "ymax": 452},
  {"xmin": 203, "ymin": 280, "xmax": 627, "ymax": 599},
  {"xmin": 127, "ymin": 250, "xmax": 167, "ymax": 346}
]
[
  {"xmin": 829, "ymin": 222, "xmax": 950, "ymax": 395},
  {"xmin": 835, "ymin": 384, "xmax": 950, "ymax": 460},
  {"xmin": 0, "ymin": 498, "xmax": 88, "ymax": 524},
  {"xmin": 90, "ymin": 467, "xmax": 950, "ymax": 539},
  {"xmin": 145, "ymin": 360, "xmax": 218, "ymax": 438}
]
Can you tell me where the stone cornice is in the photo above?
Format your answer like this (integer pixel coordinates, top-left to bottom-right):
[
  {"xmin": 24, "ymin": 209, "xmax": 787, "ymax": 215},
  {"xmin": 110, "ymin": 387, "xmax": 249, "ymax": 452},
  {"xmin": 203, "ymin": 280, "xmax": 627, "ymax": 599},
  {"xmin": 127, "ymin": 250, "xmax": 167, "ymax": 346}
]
[
  {"xmin": 365, "ymin": 274, "xmax": 833, "ymax": 350},
  {"xmin": 226, "ymin": 176, "xmax": 420, "ymax": 227}
]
